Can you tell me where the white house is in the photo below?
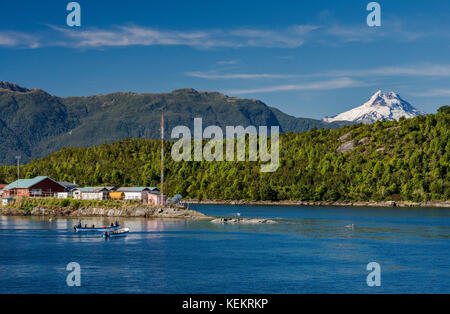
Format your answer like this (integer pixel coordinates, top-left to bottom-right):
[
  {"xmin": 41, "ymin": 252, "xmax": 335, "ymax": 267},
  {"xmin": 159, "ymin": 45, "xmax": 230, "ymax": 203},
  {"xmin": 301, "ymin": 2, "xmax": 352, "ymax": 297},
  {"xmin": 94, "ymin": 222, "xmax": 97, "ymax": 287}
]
[
  {"xmin": 117, "ymin": 187, "xmax": 150, "ymax": 201},
  {"xmin": 57, "ymin": 192, "xmax": 72, "ymax": 199},
  {"xmin": 73, "ymin": 187, "xmax": 115, "ymax": 200}
]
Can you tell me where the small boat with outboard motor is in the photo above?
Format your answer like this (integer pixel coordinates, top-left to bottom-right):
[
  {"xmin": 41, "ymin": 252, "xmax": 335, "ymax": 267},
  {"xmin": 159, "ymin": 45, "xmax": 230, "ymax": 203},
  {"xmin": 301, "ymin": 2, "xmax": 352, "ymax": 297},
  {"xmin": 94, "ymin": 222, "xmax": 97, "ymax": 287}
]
[
  {"xmin": 74, "ymin": 221, "xmax": 120, "ymax": 232},
  {"xmin": 103, "ymin": 228, "xmax": 130, "ymax": 238}
]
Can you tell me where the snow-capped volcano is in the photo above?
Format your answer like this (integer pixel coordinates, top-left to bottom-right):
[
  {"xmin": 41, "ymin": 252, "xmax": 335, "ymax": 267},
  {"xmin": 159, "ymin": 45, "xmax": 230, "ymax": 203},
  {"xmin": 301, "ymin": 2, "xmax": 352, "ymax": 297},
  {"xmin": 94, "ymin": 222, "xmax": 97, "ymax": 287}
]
[{"xmin": 323, "ymin": 91, "xmax": 425, "ymax": 124}]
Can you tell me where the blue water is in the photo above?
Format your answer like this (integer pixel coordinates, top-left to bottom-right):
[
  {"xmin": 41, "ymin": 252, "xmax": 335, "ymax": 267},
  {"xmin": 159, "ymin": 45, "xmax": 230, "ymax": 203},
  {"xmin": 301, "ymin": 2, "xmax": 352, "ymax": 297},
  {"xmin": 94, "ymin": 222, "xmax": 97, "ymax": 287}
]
[{"xmin": 0, "ymin": 204, "xmax": 449, "ymax": 294}]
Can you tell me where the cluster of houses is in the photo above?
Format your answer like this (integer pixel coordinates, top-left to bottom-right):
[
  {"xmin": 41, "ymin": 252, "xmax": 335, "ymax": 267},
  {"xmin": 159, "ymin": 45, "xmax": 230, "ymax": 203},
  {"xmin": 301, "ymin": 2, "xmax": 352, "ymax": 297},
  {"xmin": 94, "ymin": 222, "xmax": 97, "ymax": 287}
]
[{"xmin": 0, "ymin": 176, "xmax": 167, "ymax": 206}]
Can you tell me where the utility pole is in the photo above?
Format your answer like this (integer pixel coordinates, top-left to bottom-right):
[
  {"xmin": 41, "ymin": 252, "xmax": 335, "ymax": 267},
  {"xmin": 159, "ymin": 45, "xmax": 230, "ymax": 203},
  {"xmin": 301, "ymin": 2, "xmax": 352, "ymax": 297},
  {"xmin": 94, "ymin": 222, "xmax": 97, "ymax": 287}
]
[
  {"xmin": 160, "ymin": 109, "xmax": 164, "ymax": 206},
  {"xmin": 15, "ymin": 155, "xmax": 20, "ymax": 197}
]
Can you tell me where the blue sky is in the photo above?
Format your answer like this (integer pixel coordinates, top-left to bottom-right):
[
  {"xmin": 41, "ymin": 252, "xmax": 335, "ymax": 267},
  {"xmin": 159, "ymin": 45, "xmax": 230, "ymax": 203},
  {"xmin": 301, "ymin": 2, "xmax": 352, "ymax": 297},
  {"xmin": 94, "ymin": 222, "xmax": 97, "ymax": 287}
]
[{"xmin": 1, "ymin": 0, "xmax": 450, "ymax": 119}]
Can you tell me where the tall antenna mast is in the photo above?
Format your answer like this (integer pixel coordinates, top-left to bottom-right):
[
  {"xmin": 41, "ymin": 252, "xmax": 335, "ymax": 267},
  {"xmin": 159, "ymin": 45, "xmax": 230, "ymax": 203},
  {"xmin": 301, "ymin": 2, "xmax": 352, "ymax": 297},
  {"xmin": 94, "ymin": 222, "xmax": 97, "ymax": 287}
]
[
  {"xmin": 160, "ymin": 108, "xmax": 165, "ymax": 206},
  {"xmin": 15, "ymin": 155, "xmax": 21, "ymax": 197}
]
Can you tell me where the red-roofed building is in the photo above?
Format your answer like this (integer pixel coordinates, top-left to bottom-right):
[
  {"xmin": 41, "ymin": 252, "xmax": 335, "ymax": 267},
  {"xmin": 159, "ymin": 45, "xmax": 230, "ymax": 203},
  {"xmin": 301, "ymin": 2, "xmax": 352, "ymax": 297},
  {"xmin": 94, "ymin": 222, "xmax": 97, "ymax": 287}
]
[
  {"xmin": 2, "ymin": 176, "xmax": 65, "ymax": 198},
  {"xmin": 0, "ymin": 184, "xmax": 7, "ymax": 197}
]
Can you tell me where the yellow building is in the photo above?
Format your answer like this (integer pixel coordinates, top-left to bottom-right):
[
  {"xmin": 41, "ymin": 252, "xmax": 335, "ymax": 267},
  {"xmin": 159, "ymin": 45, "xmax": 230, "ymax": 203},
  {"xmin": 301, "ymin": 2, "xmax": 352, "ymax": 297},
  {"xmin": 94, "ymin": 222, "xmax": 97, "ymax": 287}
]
[{"xmin": 109, "ymin": 191, "xmax": 124, "ymax": 200}]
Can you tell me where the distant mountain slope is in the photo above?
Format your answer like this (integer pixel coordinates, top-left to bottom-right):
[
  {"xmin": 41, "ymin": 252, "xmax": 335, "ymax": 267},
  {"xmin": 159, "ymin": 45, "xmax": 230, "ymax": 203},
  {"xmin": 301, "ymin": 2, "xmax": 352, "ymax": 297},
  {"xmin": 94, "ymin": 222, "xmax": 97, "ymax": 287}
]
[
  {"xmin": 0, "ymin": 82, "xmax": 347, "ymax": 164},
  {"xmin": 0, "ymin": 86, "xmax": 78, "ymax": 164},
  {"xmin": 324, "ymin": 91, "xmax": 425, "ymax": 124}
]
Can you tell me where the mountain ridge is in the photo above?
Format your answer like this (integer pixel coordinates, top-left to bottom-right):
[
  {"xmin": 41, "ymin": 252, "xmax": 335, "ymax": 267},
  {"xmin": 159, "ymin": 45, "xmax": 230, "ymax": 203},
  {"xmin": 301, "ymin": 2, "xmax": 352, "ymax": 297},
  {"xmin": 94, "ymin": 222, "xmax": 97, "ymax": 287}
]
[
  {"xmin": 0, "ymin": 81, "xmax": 350, "ymax": 164},
  {"xmin": 0, "ymin": 81, "xmax": 32, "ymax": 93}
]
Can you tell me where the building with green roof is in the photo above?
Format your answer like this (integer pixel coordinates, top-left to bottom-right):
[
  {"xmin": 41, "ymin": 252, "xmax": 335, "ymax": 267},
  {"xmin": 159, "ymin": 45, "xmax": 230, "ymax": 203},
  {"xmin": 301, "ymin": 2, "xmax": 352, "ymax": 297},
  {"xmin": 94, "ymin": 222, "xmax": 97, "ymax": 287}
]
[{"xmin": 2, "ymin": 176, "xmax": 65, "ymax": 198}]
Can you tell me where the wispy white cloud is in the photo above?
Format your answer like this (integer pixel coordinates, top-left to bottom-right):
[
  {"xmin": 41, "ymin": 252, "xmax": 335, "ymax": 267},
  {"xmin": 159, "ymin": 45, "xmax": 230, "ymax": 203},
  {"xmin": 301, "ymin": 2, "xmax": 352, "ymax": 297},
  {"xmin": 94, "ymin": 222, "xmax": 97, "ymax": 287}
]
[
  {"xmin": 412, "ymin": 89, "xmax": 450, "ymax": 97},
  {"xmin": 187, "ymin": 72, "xmax": 301, "ymax": 79},
  {"xmin": 326, "ymin": 21, "xmax": 424, "ymax": 43},
  {"xmin": 0, "ymin": 31, "xmax": 40, "ymax": 48},
  {"xmin": 229, "ymin": 24, "xmax": 319, "ymax": 48},
  {"xmin": 0, "ymin": 17, "xmax": 445, "ymax": 50},
  {"xmin": 226, "ymin": 78, "xmax": 362, "ymax": 95},
  {"xmin": 47, "ymin": 24, "xmax": 318, "ymax": 49},
  {"xmin": 323, "ymin": 64, "xmax": 450, "ymax": 77},
  {"xmin": 50, "ymin": 25, "xmax": 229, "ymax": 49},
  {"xmin": 0, "ymin": 34, "xmax": 15, "ymax": 46},
  {"xmin": 217, "ymin": 59, "xmax": 240, "ymax": 65},
  {"xmin": 189, "ymin": 64, "xmax": 450, "ymax": 81}
]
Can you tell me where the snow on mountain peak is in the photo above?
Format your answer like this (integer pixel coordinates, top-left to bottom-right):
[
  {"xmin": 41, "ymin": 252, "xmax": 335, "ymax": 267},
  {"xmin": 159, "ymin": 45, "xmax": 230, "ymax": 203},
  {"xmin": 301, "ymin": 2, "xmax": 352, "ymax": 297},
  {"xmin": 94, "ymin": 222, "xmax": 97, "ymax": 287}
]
[{"xmin": 323, "ymin": 91, "xmax": 425, "ymax": 124}]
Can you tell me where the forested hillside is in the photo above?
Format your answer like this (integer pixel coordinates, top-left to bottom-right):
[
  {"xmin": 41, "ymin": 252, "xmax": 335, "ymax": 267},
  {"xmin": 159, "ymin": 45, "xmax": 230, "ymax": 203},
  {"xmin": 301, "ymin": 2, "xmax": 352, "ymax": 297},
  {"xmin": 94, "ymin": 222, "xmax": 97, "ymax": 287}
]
[{"xmin": 0, "ymin": 106, "xmax": 448, "ymax": 202}]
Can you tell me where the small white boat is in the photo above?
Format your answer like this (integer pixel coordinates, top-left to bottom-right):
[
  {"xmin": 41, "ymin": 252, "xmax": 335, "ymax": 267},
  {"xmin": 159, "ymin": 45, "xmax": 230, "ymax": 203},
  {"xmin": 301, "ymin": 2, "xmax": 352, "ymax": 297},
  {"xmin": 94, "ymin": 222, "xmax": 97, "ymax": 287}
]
[{"xmin": 103, "ymin": 228, "xmax": 130, "ymax": 238}]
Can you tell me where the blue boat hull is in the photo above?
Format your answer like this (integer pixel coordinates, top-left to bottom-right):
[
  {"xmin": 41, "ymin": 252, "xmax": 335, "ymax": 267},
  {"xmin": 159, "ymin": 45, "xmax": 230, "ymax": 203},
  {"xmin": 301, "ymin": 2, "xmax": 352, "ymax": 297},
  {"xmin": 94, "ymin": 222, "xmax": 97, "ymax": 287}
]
[{"xmin": 74, "ymin": 226, "xmax": 119, "ymax": 232}]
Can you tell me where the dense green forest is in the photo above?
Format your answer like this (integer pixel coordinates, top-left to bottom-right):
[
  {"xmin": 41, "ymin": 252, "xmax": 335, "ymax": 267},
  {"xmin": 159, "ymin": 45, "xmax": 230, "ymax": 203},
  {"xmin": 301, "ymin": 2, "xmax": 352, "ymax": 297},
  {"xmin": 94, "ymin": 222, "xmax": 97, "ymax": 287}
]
[{"xmin": 0, "ymin": 106, "xmax": 448, "ymax": 202}]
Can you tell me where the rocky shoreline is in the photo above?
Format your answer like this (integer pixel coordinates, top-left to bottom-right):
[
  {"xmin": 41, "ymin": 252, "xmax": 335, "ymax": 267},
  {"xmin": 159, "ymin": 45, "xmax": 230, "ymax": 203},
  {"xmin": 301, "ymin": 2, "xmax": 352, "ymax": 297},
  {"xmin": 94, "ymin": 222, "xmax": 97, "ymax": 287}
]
[
  {"xmin": 211, "ymin": 218, "xmax": 277, "ymax": 224},
  {"xmin": 0, "ymin": 206, "xmax": 212, "ymax": 220},
  {"xmin": 186, "ymin": 199, "xmax": 450, "ymax": 208},
  {"xmin": 0, "ymin": 206, "xmax": 278, "ymax": 225},
  {"xmin": 2, "ymin": 198, "xmax": 449, "ymax": 224}
]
